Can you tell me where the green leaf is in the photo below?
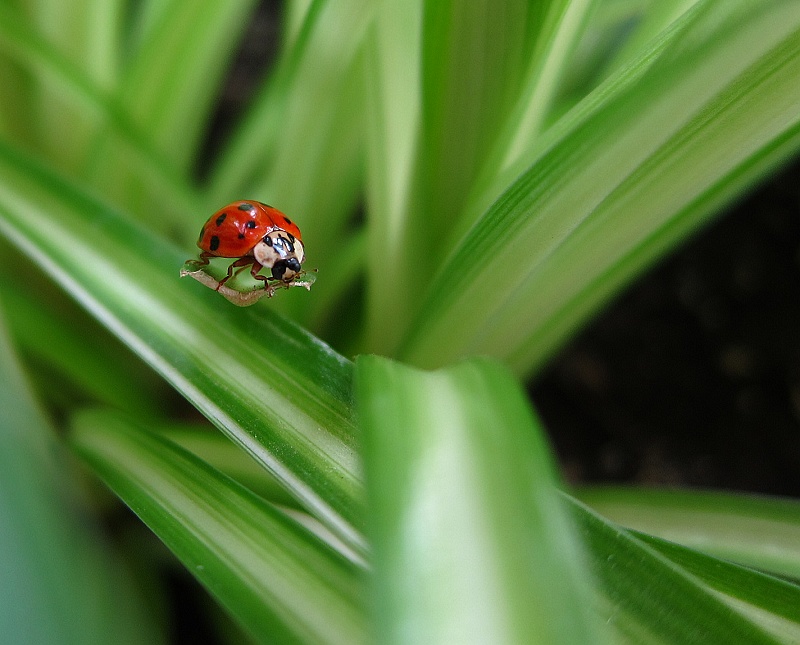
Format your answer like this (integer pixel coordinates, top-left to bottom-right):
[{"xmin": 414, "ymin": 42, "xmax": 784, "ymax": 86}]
[
  {"xmin": 158, "ymin": 422, "xmax": 300, "ymax": 508},
  {"xmin": 112, "ymin": 0, "xmax": 257, "ymax": 172},
  {"xmin": 208, "ymin": 0, "xmax": 373, "ymax": 325},
  {"xmin": 0, "ymin": 4, "xmax": 204, "ymax": 233},
  {"xmin": 577, "ymin": 486, "xmax": 800, "ymax": 578},
  {"xmin": 0, "ymin": 138, "xmax": 363, "ymax": 551},
  {"xmin": 0, "ymin": 302, "xmax": 161, "ymax": 645},
  {"xmin": 569, "ymin": 497, "xmax": 800, "ymax": 644},
  {"xmin": 1, "ymin": 281, "xmax": 163, "ymax": 415},
  {"xmin": 400, "ymin": 0, "xmax": 800, "ymax": 375},
  {"xmin": 70, "ymin": 409, "xmax": 367, "ymax": 645},
  {"xmin": 357, "ymin": 355, "xmax": 600, "ymax": 645},
  {"xmin": 367, "ymin": 0, "xmax": 591, "ymax": 353},
  {"xmin": 638, "ymin": 532, "xmax": 800, "ymax": 640}
]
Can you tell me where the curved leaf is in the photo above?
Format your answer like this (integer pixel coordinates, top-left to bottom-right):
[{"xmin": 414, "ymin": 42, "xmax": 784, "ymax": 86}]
[
  {"xmin": 357, "ymin": 355, "xmax": 600, "ymax": 645},
  {"xmin": 71, "ymin": 409, "xmax": 367, "ymax": 645}
]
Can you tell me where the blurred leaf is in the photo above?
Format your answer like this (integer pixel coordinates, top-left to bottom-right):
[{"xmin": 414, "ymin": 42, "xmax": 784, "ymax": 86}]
[
  {"xmin": 0, "ymin": 4, "xmax": 203, "ymax": 232},
  {"xmin": 366, "ymin": 0, "xmax": 590, "ymax": 353},
  {"xmin": 362, "ymin": 0, "xmax": 423, "ymax": 352},
  {"xmin": 1, "ymin": 281, "xmax": 163, "ymax": 415},
  {"xmin": 0, "ymin": 301, "xmax": 162, "ymax": 645},
  {"xmin": 357, "ymin": 355, "xmax": 600, "ymax": 645},
  {"xmin": 71, "ymin": 409, "xmax": 367, "ymax": 645},
  {"xmin": 111, "ymin": 0, "xmax": 257, "ymax": 172},
  {"xmin": 158, "ymin": 422, "xmax": 299, "ymax": 508},
  {"xmin": 401, "ymin": 0, "xmax": 800, "ymax": 375},
  {"xmin": 0, "ymin": 139, "xmax": 363, "ymax": 551},
  {"xmin": 577, "ymin": 486, "xmax": 800, "ymax": 578},
  {"xmin": 209, "ymin": 0, "xmax": 372, "ymax": 324}
]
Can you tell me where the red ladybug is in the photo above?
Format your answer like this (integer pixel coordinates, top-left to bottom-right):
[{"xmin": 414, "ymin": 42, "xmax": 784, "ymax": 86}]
[{"xmin": 191, "ymin": 200, "xmax": 305, "ymax": 289}]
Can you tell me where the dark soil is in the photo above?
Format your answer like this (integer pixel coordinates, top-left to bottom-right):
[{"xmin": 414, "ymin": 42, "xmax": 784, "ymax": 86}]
[{"xmin": 533, "ymin": 158, "xmax": 800, "ymax": 497}]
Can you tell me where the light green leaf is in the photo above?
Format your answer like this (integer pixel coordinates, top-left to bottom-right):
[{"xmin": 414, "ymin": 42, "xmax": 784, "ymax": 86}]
[
  {"xmin": 400, "ymin": 0, "xmax": 800, "ymax": 376},
  {"xmin": 208, "ymin": 0, "xmax": 373, "ymax": 325},
  {"xmin": 357, "ymin": 355, "xmax": 600, "ymax": 645},
  {"xmin": 0, "ymin": 4, "xmax": 203, "ymax": 233},
  {"xmin": 0, "ymin": 139, "xmax": 363, "ymax": 551},
  {"xmin": 71, "ymin": 409, "xmax": 367, "ymax": 645},
  {"xmin": 577, "ymin": 486, "xmax": 800, "ymax": 578},
  {"xmin": 0, "ymin": 302, "xmax": 161, "ymax": 645},
  {"xmin": 112, "ymin": 0, "xmax": 257, "ymax": 172}
]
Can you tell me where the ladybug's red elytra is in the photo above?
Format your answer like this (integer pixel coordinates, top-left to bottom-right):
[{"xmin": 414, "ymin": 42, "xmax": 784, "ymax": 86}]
[{"xmin": 190, "ymin": 200, "xmax": 305, "ymax": 290}]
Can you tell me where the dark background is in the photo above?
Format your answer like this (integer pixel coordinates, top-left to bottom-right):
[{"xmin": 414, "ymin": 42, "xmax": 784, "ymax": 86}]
[{"xmin": 533, "ymin": 160, "xmax": 800, "ymax": 497}]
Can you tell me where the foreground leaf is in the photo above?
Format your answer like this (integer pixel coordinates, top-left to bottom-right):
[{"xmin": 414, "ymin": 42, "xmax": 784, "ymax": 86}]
[
  {"xmin": 357, "ymin": 355, "xmax": 599, "ymax": 645},
  {"xmin": 71, "ymin": 409, "xmax": 367, "ymax": 645},
  {"xmin": 0, "ymin": 305, "xmax": 160, "ymax": 645}
]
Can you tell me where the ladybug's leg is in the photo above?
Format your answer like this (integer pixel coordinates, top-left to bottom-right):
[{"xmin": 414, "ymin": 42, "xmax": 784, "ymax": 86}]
[
  {"xmin": 249, "ymin": 262, "xmax": 274, "ymax": 289},
  {"xmin": 188, "ymin": 251, "xmax": 214, "ymax": 268},
  {"xmin": 217, "ymin": 257, "xmax": 254, "ymax": 290}
]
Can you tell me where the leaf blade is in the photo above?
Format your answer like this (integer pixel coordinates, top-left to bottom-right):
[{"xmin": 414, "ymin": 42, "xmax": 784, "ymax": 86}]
[
  {"xmin": 357, "ymin": 355, "xmax": 600, "ymax": 645},
  {"xmin": 71, "ymin": 409, "xmax": 367, "ymax": 645}
]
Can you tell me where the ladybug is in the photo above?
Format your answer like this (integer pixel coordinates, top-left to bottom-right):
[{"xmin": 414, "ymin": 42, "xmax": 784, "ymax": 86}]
[{"xmin": 190, "ymin": 200, "xmax": 305, "ymax": 290}]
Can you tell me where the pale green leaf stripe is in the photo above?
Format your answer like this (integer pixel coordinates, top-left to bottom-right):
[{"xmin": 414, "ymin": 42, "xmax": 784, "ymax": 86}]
[
  {"xmin": 207, "ymin": 0, "xmax": 328, "ymax": 200},
  {"xmin": 577, "ymin": 486, "xmax": 800, "ymax": 578},
  {"xmin": 0, "ymin": 4, "xmax": 203, "ymax": 228},
  {"xmin": 491, "ymin": 0, "xmax": 596, "ymax": 172},
  {"xmin": 635, "ymin": 532, "xmax": 800, "ymax": 642},
  {"xmin": 569, "ymin": 498, "xmax": 795, "ymax": 644},
  {"xmin": 401, "ymin": 0, "xmax": 800, "ymax": 375},
  {"xmin": 0, "ymin": 305, "xmax": 160, "ymax": 645},
  {"xmin": 113, "ymin": 0, "xmax": 257, "ymax": 172},
  {"xmin": 362, "ymin": 0, "xmax": 423, "ymax": 353},
  {"xmin": 70, "ymin": 410, "xmax": 367, "ymax": 645},
  {"xmin": 0, "ymin": 139, "xmax": 364, "ymax": 551},
  {"xmin": 357, "ymin": 356, "xmax": 600, "ymax": 645}
]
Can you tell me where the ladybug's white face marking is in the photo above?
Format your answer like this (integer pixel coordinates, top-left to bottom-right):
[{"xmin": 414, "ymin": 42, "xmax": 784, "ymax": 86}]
[{"xmin": 253, "ymin": 230, "xmax": 305, "ymax": 282}]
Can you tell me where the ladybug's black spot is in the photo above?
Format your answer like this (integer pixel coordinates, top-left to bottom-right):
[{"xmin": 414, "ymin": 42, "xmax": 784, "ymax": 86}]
[
  {"xmin": 209, "ymin": 235, "xmax": 220, "ymax": 251},
  {"xmin": 238, "ymin": 202, "xmax": 254, "ymax": 211},
  {"xmin": 283, "ymin": 216, "xmax": 293, "ymax": 226},
  {"xmin": 238, "ymin": 233, "xmax": 245, "ymax": 239},
  {"xmin": 215, "ymin": 213, "xmax": 227, "ymax": 226},
  {"xmin": 245, "ymin": 220, "xmax": 257, "ymax": 229}
]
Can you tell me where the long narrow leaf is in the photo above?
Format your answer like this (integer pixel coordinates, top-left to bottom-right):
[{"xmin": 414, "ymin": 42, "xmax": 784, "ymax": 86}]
[
  {"xmin": 0, "ymin": 139, "xmax": 364, "ymax": 551},
  {"xmin": 577, "ymin": 486, "xmax": 800, "ymax": 578},
  {"xmin": 357, "ymin": 355, "xmax": 599, "ymax": 645},
  {"xmin": 112, "ymin": 0, "xmax": 257, "ymax": 172},
  {"xmin": 71, "ymin": 409, "xmax": 367, "ymax": 645},
  {"xmin": 401, "ymin": 0, "xmax": 800, "ymax": 376},
  {"xmin": 569, "ymin": 497, "xmax": 800, "ymax": 644}
]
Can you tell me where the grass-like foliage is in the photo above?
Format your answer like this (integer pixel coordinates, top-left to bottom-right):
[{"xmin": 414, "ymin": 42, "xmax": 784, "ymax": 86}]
[{"xmin": 1, "ymin": 1, "xmax": 800, "ymax": 643}]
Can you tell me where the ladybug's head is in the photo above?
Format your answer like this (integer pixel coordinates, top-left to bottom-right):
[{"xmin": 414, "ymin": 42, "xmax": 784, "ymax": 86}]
[{"xmin": 253, "ymin": 229, "xmax": 306, "ymax": 282}]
